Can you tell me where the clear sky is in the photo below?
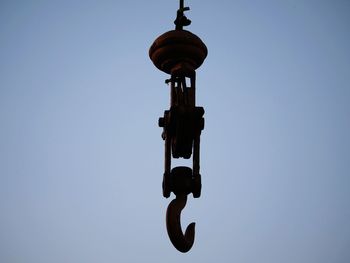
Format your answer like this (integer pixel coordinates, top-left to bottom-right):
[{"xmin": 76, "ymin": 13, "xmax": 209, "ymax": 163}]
[{"xmin": 1, "ymin": 1, "xmax": 349, "ymax": 262}]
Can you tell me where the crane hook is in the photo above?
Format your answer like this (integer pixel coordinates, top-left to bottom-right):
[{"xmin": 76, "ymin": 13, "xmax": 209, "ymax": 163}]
[{"xmin": 166, "ymin": 194, "xmax": 195, "ymax": 253}]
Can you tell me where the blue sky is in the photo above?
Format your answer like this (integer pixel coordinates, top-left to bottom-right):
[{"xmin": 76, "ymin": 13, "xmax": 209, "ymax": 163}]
[{"xmin": 1, "ymin": 1, "xmax": 349, "ymax": 262}]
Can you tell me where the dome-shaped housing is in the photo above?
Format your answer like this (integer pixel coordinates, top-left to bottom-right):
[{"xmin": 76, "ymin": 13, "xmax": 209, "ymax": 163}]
[{"xmin": 149, "ymin": 30, "xmax": 208, "ymax": 75}]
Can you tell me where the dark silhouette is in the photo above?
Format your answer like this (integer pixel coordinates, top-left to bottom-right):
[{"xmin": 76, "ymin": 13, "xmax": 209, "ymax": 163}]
[{"xmin": 149, "ymin": 0, "xmax": 208, "ymax": 253}]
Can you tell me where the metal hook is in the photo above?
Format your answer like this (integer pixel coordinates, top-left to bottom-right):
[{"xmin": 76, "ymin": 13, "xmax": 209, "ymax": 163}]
[{"xmin": 166, "ymin": 194, "xmax": 195, "ymax": 253}]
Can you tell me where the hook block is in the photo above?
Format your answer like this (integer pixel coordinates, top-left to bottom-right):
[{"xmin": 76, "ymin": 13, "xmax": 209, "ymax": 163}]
[
  {"xmin": 171, "ymin": 166, "xmax": 193, "ymax": 196},
  {"xmin": 162, "ymin": 166, "xmax": 202, "ymax": 198}
]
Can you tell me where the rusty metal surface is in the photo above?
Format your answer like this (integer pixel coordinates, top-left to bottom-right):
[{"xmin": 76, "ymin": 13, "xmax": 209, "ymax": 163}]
[{"xmin": 149, "ymin": 30, "xmax": 208, "ymax": 75}]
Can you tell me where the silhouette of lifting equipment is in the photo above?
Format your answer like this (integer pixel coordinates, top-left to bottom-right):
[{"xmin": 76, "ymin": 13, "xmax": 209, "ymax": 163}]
[{"xmin": 149, "ymin": 0, "xmax": 208, "ymax": 253}]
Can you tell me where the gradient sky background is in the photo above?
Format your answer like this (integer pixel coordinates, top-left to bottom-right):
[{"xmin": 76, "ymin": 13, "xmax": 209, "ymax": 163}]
[{"xmin": 1, "ymin": 1, "xmax": 350, "ymax": 262}]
